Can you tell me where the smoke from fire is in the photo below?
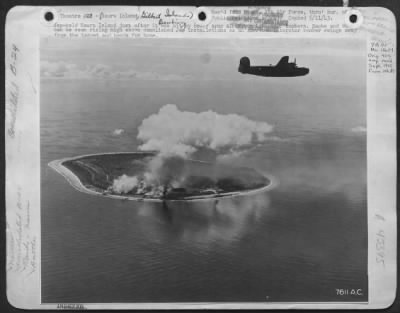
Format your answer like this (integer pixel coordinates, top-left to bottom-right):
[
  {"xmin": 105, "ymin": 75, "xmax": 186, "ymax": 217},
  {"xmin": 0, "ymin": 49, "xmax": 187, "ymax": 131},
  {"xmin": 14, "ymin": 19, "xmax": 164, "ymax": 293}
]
[
  {"xmin": 112, "ymin": 175, "xmax": 139, "ymax": 194},
  {"xmin": 137, "ymin": 104, "xmax": 273, "ymax": 158},
  {"xmin": 112, "ymin": 104, "xmax": 274, "ymax": 195}
]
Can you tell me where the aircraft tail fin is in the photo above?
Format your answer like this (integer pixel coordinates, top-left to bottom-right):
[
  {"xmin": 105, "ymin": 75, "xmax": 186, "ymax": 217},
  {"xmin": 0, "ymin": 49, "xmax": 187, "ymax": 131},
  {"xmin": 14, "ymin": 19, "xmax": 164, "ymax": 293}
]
[
  {"xmin": 276, "ymin": 56, "xmax": 289, "ymax": 67},
  {"xmin": 239, "ymin": 57, "xmax": 251, "ymax": 73}
]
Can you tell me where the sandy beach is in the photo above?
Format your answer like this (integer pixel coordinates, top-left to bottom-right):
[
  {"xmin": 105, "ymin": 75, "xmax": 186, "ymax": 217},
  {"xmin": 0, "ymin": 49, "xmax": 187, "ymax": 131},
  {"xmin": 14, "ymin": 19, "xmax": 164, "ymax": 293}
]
[{"xmin": 48, "ymin": 152, "xmax": 277, "ymax": 203}]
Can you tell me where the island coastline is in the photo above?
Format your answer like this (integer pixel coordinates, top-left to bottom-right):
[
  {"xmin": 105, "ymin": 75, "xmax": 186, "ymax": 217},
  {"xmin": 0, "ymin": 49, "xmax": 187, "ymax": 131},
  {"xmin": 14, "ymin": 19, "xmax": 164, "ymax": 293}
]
[{"xmin": 48, "ymin": 152, "xmax": 277, "ymax": 202}]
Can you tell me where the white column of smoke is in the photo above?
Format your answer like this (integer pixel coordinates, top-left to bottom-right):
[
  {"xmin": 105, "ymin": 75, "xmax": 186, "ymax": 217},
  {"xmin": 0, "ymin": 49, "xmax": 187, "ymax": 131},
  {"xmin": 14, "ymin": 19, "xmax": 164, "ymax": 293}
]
[
  {"xmin": 137, "ymin": 104, "xmax": 273, "ymax": 157},
  {"xmin": 112, "ymin": 104, "xmax": 274, "ymax": 195},
  {"xmin": 112, "ymin": 174, "xmax": 139, "ymax": 194}
]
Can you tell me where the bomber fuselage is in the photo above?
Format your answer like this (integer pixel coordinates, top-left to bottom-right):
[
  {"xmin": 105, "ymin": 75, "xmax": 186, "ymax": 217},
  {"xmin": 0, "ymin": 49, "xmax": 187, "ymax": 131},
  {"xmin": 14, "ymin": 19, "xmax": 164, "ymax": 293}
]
[
  {"xmin": 239, "ymin": 65, "xmax": 309, "ymax": 77},
  {"xmin": 238, "ymin": 56, "xmax": 309, "ymax": 77}
]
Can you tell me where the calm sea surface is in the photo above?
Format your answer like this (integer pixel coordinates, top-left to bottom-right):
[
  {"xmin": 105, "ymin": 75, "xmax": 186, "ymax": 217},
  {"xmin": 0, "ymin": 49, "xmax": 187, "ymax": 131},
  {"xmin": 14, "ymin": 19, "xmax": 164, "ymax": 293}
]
[{"xmin": 41, "ymin": 79, "xmax": 367, "ymax": 303}]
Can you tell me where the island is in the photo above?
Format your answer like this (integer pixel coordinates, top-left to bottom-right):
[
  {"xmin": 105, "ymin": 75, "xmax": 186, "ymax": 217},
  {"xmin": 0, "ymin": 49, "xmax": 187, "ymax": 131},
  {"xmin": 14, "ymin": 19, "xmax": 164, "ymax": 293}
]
[{"xmin": 48, "ymin": 152, "xmax": 274, "ymax": 202}]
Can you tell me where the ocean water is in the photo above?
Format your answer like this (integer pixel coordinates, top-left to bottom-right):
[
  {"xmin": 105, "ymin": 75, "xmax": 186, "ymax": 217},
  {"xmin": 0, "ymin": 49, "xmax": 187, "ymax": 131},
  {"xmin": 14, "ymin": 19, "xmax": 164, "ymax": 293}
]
[{"xmin": 41, "ymin": 79, "xmax": 367, "ymax": 303}]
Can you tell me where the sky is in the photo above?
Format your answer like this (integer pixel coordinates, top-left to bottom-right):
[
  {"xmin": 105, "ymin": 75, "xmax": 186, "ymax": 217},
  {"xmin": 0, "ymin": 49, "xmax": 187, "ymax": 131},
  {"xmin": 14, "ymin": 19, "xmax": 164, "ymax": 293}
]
[{"xmin": 41, "ymin": 37, "xmax": 366, "ymax": 87}]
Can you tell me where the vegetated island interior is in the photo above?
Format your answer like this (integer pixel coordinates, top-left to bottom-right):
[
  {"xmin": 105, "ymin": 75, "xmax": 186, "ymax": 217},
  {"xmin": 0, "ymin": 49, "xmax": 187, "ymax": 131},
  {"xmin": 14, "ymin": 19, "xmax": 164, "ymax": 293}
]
[{"xmin": 57, "ymin": 152, "xmax": 271, "ymax": 201}]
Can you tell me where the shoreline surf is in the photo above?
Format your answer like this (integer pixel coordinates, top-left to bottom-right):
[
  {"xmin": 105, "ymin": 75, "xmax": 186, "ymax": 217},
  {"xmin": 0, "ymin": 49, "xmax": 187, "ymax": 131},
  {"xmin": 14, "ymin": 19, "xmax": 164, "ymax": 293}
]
[{"xmin": 48, "ymin": 152, "xmax": 277, "ymax": 202}]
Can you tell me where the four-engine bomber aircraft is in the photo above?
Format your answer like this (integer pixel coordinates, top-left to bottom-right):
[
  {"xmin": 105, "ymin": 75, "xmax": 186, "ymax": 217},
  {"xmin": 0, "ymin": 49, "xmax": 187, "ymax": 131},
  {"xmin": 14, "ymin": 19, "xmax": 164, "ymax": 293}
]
[{"xmin": 238, "ymin": 56, "xmax": 309, "ymax": 77}]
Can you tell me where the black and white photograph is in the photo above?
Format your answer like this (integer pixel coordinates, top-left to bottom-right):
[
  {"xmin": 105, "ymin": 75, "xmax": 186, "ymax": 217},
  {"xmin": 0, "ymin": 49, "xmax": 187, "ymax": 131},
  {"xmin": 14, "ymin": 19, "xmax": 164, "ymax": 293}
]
[{"xmin": 39, "ymin": 36, "xmax": 369, "ymax": 303}]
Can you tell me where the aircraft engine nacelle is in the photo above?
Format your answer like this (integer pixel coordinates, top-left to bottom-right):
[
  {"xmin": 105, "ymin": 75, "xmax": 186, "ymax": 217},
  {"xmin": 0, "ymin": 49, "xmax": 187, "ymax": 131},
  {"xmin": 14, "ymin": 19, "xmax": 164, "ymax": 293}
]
[{"xmin": 239, "ymin": 57, "xmax": 250, "ymax": 73}]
